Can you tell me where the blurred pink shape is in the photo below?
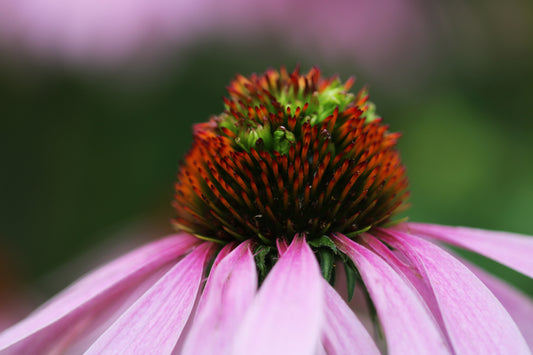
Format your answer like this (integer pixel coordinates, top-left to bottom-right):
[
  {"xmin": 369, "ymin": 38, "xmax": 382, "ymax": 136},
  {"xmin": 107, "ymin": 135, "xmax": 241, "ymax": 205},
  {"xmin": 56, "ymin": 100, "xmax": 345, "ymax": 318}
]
[
  {"xmin": 0, "ymin": 0, "xmax": 216, "ymax": 65},
  {"xmin": 0, "ymin": 0, "xmax": 428, "ymax": 81},
  {"xmin": 285, "ymin": 0, "xmax": 431, "ymax": 80}
]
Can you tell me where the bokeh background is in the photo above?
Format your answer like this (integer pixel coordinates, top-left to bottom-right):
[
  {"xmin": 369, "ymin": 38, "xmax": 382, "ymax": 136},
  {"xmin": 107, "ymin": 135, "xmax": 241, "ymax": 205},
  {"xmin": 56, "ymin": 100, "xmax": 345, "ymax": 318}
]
[{"xmin": 1, "ymin": 0, "xmax": 532, "ymax": 323}]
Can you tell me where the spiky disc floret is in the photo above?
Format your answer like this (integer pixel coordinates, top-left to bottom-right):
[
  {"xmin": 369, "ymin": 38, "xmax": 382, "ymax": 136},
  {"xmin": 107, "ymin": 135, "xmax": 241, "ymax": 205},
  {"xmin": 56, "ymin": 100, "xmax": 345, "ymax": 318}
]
[{"xmin": 173, "ymin": 67, "xmax": 409, "ymax": 246}]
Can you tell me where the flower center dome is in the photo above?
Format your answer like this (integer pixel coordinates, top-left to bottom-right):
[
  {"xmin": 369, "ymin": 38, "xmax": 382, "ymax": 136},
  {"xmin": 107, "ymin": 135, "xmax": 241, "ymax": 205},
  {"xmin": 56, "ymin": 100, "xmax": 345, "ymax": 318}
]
[{"xmin": 173, "ymin": 67, "xmax": 409, "ymax": 246}]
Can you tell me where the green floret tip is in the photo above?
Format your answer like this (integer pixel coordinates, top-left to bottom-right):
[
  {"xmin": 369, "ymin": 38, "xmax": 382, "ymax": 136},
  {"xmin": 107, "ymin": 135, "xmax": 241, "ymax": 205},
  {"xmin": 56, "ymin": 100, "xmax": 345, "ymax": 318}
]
[
  {"xmin": 220, "ymin": 78, "xmax": 357, "ymax": 154},
  {"xmin": 272, "ymin": 127, "xmax": 296, "ymax": 155},
  {"xmin": 278, "ymin": 79, "xmax": 355, "ymax": 126},
  {"xmin": 361, "ymin": 102, "xmax": 379, "ymax": 123}
]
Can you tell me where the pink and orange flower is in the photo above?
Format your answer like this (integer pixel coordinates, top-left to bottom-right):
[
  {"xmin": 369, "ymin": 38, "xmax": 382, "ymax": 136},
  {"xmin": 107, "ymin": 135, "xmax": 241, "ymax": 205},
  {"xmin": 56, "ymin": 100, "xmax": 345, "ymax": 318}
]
[{"xmin": 1, "ymin": 68, "xmax": 532, "ymax": 354}]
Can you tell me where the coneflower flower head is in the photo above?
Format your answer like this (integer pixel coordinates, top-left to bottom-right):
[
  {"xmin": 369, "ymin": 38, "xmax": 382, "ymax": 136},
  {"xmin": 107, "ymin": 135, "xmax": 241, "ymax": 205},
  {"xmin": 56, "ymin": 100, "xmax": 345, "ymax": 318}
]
[
  {"xmin": 1, "ymin": 67, "xmax": 532, "ymax": 355},
  {"xmin": 174, "ymin": 67, "xmax": 408, "ymax": 282}
]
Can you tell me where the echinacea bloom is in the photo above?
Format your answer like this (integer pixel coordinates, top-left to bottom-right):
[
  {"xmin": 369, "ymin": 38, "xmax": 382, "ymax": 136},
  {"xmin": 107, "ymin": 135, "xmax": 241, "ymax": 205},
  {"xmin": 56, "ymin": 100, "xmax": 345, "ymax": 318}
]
[{"xmin": 1, "ymin": 68, "xmax": 533, "ymax": 354}]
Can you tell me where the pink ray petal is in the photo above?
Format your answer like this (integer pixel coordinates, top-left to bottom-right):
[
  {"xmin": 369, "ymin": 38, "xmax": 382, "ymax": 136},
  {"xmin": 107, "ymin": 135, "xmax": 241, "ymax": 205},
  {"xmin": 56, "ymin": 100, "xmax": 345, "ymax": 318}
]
[
  {"xmin": 333, "ymin": 265, "xmax": 376, "ymax": 340},
  {"xmin": 182, "ymin": 241, "xmax": 257, "ymax": 355},
  {"xmin": 232, "ymin": 236, "xmax": 324, "ymax": 355},
  {"xmin": 316, "ymin": 343, "xmax": 327, "ymax": 355},
  {"xmin": 362, "ymin": 233, "xmax": 449, "ymax": 342},
  {"xmin": 381, "ymin": 229, "xmax": 531, "ymax": 354},
  {"xmin": 193, "ymin": 242, "xmax": 235, "ymax": 312},
  {"xmin": 0, "ymin": 234, "xmax": 199, "ymax": 353},
  {"xmin": 464, "ymin": 261, "xmax": 533, "ymax": 349},
  {"xmin": 332, "ymin": 233, "xmax": 450, "ymax": 355},
  {"xmin": 405, "ymin": 222, "xmax": 533, "ymax": 279},
  {"xmin": 85, "ymin": 242, "xmax": 213, "ymax": 354},
  {"xmin": 276, "ymin": 238, "xmax": 289, "ymax": 255},
  {"xmin": 321, "ymin": 279, "xmax": 379, "ymax": 355}
]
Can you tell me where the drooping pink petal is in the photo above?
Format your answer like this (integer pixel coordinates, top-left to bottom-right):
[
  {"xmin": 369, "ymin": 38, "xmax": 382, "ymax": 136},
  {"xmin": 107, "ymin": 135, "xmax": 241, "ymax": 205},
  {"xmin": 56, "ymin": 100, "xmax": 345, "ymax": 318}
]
[
  {"xmin": 232, "ymin": 236, "xmax": 324, "ymax": 355},
  {"xmin": 381, "ymin": 229, "xmax": 531, "ymax": 354},
  {"xmin": 0, "ymin": 234, "xmax": 199, "ymax": 353},
  {"xmin": 332, "ymin": 233, "xmax": 450, "ymax": 355},
  {"xmin": 193, "ymin": 242, "xmax": 235, "ymax": 312},
  {"xmin": 176, "ymin": 243, "xmax": 236, "ymax": 354},
  {"xmin": 362, "ymin": 233, "xmax": 449, "ymax": 341},
  {"xmin": 85, "ymin": 242, "xmax": 213, "ymax": 354},
  {"xmin": 321, "ymin": 279, "xmax": 379, "ymax": 355},
  {"xmin": 276, "ymin": 238, "xmax": 289, "ymax": 255},
  {"xmin": 333, "ymin": 264, "xmax": 376, "ymax": 340},
  {"xmin": 405, "ymin": 222, "xmax": 533, "ymax": 279},
  {"xmin": 182, "ymin": 241, "xmax": 257, "ymax": 355},
  {"xmin": 316, "ymin": 343, "xmax": 327, "ymax": 355},
  {"xmin": 464, "ymin": 261, "xmax": 533, "ymax": 349}
]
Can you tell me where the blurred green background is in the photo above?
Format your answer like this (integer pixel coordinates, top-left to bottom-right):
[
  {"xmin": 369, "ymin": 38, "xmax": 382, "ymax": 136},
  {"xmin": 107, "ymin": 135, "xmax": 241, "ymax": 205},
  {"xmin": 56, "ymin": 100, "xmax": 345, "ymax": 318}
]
[{"xmin": 0, "ymin": 0, "xmax": 532, "ymax": 309}]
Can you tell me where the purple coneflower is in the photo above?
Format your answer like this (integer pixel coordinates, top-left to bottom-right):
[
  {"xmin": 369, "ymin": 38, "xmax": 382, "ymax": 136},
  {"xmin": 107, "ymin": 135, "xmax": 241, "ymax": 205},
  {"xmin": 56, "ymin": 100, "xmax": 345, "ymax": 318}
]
[{"xmin": 1, "ymin": 67, "xmax": 532, "ymax": 354}]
